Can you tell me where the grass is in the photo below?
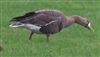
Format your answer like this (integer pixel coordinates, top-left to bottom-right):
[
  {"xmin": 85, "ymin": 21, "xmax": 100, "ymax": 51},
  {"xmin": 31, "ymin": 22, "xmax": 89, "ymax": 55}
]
[{"xmin": 0, "ymin": 0, "xmax": 100, "ymax": 57}]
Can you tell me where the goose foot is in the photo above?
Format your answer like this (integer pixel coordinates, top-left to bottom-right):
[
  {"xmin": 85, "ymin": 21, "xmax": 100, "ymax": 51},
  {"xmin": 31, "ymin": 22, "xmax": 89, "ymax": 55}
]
[
  {"xmin": 46, "ymin": 34, "xmax": 50, "ymax": 43},
  {"xmin": 29, "ymin": 31, "xmax": 34, "ymax": 40}
]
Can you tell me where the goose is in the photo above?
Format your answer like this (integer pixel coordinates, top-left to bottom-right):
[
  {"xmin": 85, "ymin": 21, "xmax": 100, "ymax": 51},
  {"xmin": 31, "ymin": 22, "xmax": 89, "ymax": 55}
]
[{"xmin": 9, "ymin": 9, "xmax": 93, "ymax": 42}]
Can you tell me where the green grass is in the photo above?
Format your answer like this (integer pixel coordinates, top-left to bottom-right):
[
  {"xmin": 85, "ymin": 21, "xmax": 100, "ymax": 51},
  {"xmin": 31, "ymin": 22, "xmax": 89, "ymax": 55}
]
[{"xmin": 0, "ymin": 0, "xmax": 100, "ymax": 57}]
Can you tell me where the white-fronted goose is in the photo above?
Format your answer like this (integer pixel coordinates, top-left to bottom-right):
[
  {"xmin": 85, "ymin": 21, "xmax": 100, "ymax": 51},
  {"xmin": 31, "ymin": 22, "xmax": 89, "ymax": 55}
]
[{"xmin": 9, "ymin": 9, "xmax": 93, "ymax": 42}]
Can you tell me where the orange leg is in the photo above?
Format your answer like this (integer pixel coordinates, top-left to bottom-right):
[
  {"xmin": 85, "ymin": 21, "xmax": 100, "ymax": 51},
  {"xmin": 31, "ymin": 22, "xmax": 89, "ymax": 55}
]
[
  {"xmin": 46, "ymin": 34, "xmax": 50, "ymax": 42},
  {"xmin": 29, "ymin": 31, "xmax": 34, "ymax": 40}
]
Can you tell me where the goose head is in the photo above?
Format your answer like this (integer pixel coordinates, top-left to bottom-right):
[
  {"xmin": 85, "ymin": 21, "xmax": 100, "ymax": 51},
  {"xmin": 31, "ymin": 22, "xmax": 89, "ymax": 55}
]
[
  {"xmin": 80, "ymin": 20, "xmax": 94, "ymax": 32},
  {"xmin": 74, "ymin": 16, "xmax": 94, "ymax": 32}
]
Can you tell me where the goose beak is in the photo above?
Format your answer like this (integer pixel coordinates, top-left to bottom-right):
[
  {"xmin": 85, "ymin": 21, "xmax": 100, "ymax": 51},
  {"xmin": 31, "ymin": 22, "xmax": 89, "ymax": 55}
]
[{"xmin": 89, "ymin": 27, "xmax": 94, "ymax": 32}]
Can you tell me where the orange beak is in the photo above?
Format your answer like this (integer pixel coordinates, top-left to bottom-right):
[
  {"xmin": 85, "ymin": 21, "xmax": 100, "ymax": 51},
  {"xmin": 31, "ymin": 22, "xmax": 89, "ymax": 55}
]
[{"xmin": 89, "ymin": 27, "xmax": 94, "ymax": 32}]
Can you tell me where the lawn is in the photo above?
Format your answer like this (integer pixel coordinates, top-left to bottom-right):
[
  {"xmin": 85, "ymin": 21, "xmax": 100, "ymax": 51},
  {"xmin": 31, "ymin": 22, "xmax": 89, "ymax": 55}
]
[{"xmin": 0, "ymin": 0, "xmax": 100, "ymax": 57}]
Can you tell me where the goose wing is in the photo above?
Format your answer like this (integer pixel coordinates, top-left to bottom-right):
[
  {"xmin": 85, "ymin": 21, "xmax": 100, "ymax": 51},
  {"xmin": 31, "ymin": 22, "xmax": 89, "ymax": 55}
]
[
  {"xmin": 10, "ymin": 11, "xmax": 64, "ymax": 27},
  {"xmin": 24, "ymin": 12, "xmax": 62, "ymax": 26}
]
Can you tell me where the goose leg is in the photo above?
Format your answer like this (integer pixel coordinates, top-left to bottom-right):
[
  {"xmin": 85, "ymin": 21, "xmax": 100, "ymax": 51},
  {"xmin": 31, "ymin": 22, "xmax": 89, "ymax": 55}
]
[
  {"xmin": 29, "ymin": 31, "xmax": 34, "ymax": 40},
  {"xmin": 46, "ymin": 34, "xmax": 50, "ymax": 42}
]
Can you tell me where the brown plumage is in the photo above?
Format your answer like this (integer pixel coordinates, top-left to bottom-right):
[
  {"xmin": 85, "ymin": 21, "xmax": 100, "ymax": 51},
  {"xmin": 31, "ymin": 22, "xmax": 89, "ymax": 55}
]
[{"xmin": 9, "ymin": 9, "xmax": 93, "ymax": 42}]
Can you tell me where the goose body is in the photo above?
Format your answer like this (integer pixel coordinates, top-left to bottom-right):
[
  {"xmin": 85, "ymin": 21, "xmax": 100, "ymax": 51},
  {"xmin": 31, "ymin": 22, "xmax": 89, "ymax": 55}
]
[
  {"xmin": 9, "ymin": 9, "xmax": 93, "ymax": 42},
  {"xmin": 10, "ymin": 9, "xmax": 65, "ymax": 34}
]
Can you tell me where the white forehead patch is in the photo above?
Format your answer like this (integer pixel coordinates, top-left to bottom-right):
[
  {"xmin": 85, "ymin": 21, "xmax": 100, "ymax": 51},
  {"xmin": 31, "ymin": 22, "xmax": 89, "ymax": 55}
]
[{"xmin": 88, "ymin": 22, "xmax": 91, "ymax": 27}]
